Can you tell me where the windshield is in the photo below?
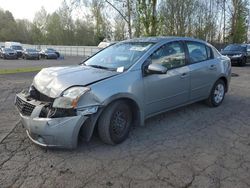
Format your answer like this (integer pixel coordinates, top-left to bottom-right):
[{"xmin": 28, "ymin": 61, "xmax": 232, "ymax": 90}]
[
  {"xmin": 224, "ymin": 44, "xmax": 246, "ymax": 52},
  {"xmin": 47, "ymin": 48, "xmax": 55, "ymax": 51},
  {"xmin": 4, "ymin": 48, "xmax": 14, "ymax": 52},
  {"xmin": 26, "ymin": 49, "xmax": 38, "ymax": 52},
  {"xmin": 11, "ymin": 45, "xmax": 23, "ymax": 50},
  {"xmin": 85, "ymin": 42, "xmax": 155, "ymax": 71}
]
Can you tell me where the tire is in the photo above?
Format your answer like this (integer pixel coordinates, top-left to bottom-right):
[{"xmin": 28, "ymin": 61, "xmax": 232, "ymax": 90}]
[
  {"xmin": 242, "ymin": 57, "xmax": 247, "ymax": 66},
  {"xmin": 206, "ymin": 79, "xmax": 226, "ymax": 107},
  {"xmin": 45, "ymin": 55, "xmax": 48, "ymax": 59},
  {"xmin": 98, "ymin": 101, "xmax": 132, "ymax": 145},
  {"xmin": 238, "ymin": 57, "xmax": 246, "ymax": 66}
]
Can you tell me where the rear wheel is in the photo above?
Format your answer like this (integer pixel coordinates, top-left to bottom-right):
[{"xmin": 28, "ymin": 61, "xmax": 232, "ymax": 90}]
[
  {"xmin": 206, "ymin": 79, "xmax": 226, "ymax": 107},
  {"xmin": 98, "ymin": 101, "xmax": 132, "ymax": 145}
]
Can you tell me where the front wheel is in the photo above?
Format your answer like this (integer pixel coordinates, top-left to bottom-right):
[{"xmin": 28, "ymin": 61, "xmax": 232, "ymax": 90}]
[
  {"xmin": 98, "ymin": 101, "xmax": 132, "ymax": 145},
  {"xmin": 206, "ymin": 79, "xmax": 226, "ymax": 107}
]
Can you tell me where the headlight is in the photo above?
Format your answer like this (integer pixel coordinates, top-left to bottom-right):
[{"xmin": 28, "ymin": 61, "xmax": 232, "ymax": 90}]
[
  {"xmin": 232, "ymin": 54, "xmax": 242, "ymax": 58},
  {"xmin": 53, "ymin": 87, "xmax": 90, "ymax": 109}
]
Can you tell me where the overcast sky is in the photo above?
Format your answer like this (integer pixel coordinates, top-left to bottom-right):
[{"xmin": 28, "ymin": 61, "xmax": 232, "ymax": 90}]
[{"xmin": 0, "ymin": 0, "xmax": 63, "ymax": 21}]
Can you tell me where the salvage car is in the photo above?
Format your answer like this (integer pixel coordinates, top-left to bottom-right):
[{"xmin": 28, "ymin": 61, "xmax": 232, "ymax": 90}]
[
  {"xmin": 221, "ymin": 44, "xmax": 250, "ymax": 66},
  {"xmin": 0, "ymin": 48, "xmax": 18, "ymax": 59},
  {"xmin": 15, "ymin": 37, "xmax": 231, "ymax": 149},
  {"xmin": 22, "ymin": 48, "xmax": 40, "ymax": 60}
]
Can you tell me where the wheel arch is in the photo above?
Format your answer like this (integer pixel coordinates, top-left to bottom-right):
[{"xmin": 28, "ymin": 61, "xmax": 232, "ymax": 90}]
[
  {"xmin": 218, "ymin": 76, "xmax": 228, "ymax": 92},
  {"xmin": 78, "ymin": 94, "xmax": 144, "ymax": 144}
]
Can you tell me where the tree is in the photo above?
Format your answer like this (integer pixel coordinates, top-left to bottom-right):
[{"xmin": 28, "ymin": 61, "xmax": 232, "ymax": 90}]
[
  {"xmin": 105, "ymin": 0, "xmax": 133, "ymax": 38},
  {"xmin": 33, "ymin": 7, "xmax": 48, "ymax": 35},
  {"xmin": 228, "ymin": 0, "xmax": 248, "ymax": 43},
  {"xmin": 58, "ymin": 0, "xmax": 75, "ymax": 45},
  {"xmin": 137, "ymin": 0, "xmax": 158, "ymax": 36},
  {"xmin": 114, "ymin": 15, "xmax": 126, "ymax": 40},
  {"xmin": 15, "ymin": 19, "xmax": 33, "ymax": 43},
  {"xmin": 46, "ymin": 12, "xmax": 63, "ymax": 45},
  {"xmin": 0, "ymin": 9, "xmax": 18, "ymax": 41},
  {"xmin": 90, "ymin": 0, "xmax": 111, "ymax": 43},
  {"xmin": 74, "ymin": 19, "xmax": 96, "ymax": 45}
]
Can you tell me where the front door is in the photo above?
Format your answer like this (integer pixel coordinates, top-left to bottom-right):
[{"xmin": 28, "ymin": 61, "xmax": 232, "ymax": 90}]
[{"xmin": 143, "ymin": 41, "xmax": 190, "ymax": 116}]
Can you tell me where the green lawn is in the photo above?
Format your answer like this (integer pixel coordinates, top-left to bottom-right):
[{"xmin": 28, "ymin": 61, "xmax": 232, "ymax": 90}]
[{"xmin": 0, "ymin": 67, "xmax": 42, "ymax": 74}]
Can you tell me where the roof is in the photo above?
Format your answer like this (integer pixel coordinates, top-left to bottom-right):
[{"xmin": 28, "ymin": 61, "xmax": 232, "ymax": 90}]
[{"xmin": 122, "ymin": 36, "xmax": 208, "ymax": 44}]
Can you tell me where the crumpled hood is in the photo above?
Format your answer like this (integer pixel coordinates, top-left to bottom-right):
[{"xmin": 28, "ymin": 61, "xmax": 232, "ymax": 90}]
[{"xmin": 33, "ymin": 65, "xmax": 118, "ymax": 98}]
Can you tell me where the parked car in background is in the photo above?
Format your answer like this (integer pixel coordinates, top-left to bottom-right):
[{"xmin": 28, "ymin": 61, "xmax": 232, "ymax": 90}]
[
  {"xmin": 22, "ymin": 48, "xmax": 40, "ymax": 60},
  {"xmin": 98, "ymin": 41, "xmax": 116, "ymax": 49},
  {"xmin": 221, "ymin": 44, "xmax": 250, "ymax": 66},
  {"xmin": 5, "ymin": 42, "xmax": 23, "ymax": 58},
  {"xmin": 15, "ymin": 37, "xmax": 231, "ymax": 149},
  {"xmin": 0, "ymin": 48, "xmax": 18, "ymax": 59},
  {"xmin": 39, "ymin": 48, "xmax": 60, "ymax": 59}
]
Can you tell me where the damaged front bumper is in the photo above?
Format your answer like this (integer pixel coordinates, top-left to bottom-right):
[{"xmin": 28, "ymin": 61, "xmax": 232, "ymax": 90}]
[{"xmin": 15, "ymin": 92, "xmax": 90, "ymax": 149}]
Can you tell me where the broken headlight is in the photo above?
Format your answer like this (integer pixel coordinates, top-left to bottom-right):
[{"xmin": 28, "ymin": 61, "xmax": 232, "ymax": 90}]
[{"xmin": 53, "ymin": 87, "xmax": 90, "ymax": 109}]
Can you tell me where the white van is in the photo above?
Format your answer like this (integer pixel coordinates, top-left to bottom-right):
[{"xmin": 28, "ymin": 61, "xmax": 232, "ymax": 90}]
[{"xmin": 5, "ymin": 42, "xmax": 23, "ymax": 58}]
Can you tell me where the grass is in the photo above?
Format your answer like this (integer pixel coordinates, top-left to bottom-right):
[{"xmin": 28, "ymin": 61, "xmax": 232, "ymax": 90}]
[{"xmin": 0, "ymin": 67, "xmax": 42, "ymax": 74}]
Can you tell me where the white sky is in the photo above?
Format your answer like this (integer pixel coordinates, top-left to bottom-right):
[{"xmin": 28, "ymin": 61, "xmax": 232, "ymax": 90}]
[{"xmin": 0, "ymin": 0, "xmax": 63, "ymax": 21}]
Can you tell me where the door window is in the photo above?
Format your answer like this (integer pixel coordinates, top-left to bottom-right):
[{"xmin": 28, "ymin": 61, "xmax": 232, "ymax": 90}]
[
  {"xmin": 150, "ymin": 42, "xmax": 186, "ymax": 69},
  {"xmin": 187, "ymin": 42, "xmax": 208, "ymax": 63}
]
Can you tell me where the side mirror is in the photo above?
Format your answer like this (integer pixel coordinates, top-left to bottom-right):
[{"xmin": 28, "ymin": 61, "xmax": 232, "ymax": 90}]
[{"xmin": 147, "ymin": 63, "xmax": 167, "ymax": 74}]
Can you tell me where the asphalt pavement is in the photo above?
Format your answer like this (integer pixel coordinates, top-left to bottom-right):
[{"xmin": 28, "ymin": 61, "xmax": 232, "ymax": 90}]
[{"xmin": 0, "ymin": 59, "xmax": 250, "ymax": 188}]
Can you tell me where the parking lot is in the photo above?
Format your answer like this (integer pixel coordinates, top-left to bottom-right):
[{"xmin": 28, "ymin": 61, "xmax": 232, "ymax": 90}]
[{"xmin": 0, "ymin": 58, "xmax": 250, "ymax": 188}]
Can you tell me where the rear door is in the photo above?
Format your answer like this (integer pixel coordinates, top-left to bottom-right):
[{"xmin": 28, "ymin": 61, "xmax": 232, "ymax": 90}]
[{"xmin": 185, "ymin": 41, "xmax": 218, "ymax": 101}]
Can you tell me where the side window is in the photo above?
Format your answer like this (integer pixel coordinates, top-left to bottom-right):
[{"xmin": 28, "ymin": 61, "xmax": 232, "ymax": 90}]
[
  {"xmin": 212, "ymin": 47, "xmax": 220, "ymax": 58},
  {"xmin": 151, "ymin": 42, "xmax": 186, "ymax": 69},
  {"xmin": 206, "ymin": 46, "xmax": 213, "ymax": 59},
  {"xmin": 247, "ymin": 45, "xmax": 250, "ymax": 52},
  {"xmin": 187, "ymin": 42, "xmax": 208, "ymax": 63}
]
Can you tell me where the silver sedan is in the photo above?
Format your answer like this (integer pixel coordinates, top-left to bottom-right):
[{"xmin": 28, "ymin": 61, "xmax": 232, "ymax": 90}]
[{"xmin": 15, "ymin": 37, "xmax": 231, "ymax": 149}]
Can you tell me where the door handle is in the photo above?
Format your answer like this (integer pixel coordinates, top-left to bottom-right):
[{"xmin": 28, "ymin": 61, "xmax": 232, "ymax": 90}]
[
  {"xmin": 209, "ymin": 64, "xmax": 216, "ymax": 70},
  {"xmin": 180, "ymin": 72, "xmax": 188, "ymax": 79}
]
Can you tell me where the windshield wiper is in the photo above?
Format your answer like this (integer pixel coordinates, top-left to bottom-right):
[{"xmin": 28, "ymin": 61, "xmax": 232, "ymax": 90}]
[{"xmin": 88, "ymin": 64, "xmax": 114, "ymax": 71}]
